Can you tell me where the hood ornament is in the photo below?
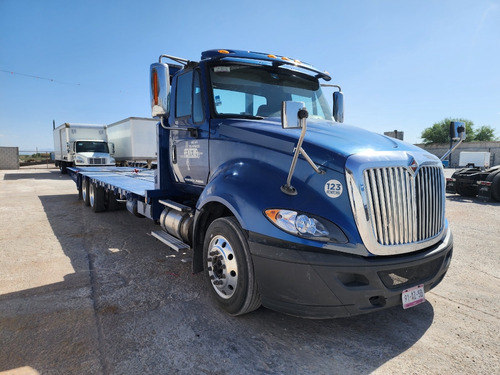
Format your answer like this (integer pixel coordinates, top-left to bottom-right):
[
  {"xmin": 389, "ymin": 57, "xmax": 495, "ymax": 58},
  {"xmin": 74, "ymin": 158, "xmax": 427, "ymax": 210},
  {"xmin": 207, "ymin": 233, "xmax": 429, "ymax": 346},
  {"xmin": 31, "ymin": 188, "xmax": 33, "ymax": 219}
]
[{"xmin": 407, "ymin": 157, "xmax": 419, "ymax": 175}]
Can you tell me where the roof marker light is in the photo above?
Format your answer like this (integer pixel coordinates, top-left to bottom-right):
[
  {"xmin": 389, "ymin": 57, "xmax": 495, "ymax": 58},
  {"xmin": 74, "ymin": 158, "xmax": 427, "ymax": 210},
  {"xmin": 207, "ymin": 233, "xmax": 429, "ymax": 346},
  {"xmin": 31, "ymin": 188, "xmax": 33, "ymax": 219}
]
[
  {"xmin": 218, "ymin": 50, "xmax": 230, "ymax": 54},
  {"xmin": 268, "ymin": 54, "xmax": 277, "ymax": 59}
]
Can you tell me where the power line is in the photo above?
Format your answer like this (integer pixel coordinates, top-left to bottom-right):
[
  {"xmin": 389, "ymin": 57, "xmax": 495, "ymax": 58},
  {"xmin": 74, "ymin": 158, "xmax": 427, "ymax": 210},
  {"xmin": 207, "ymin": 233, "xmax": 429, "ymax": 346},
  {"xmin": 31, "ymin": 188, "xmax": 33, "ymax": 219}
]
[{"xmin": 0, "ymin": 69, "xmax": 81, "ymax": 86}]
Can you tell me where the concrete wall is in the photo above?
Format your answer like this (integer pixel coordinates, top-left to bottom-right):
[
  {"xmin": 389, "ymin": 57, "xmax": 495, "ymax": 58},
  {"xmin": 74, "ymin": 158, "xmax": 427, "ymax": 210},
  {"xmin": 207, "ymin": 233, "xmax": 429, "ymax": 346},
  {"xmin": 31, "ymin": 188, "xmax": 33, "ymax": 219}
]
[
  {"xmin": 0, "ymin": 147, "xmax": 19, "ymax": 170},
  {"xmin": 417, "ymin": 141, "xmax": 500, "ymax": 168}
]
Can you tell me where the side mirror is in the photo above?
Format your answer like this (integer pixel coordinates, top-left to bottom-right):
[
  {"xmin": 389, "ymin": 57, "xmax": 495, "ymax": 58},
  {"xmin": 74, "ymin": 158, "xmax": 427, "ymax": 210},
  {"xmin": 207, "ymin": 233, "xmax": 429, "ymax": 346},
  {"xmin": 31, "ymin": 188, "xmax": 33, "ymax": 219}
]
[
  {"xmin": 440, "ymin": 121, "xmax": 467, "ymax": 161},
  {"xmin": 333, "ymin": 91, "xmax": 344, "ymax": 123},
  {"xmin": 66, "ymin": 142, "xmax": 71, "ymax": 153},
  {"xmin": 281, "ymin": 101, "xmax": 307, "ymax": 129},
  {"xmin": 450, "ymin": 121, "xmax": 466, "ymax": 141},
  {"xmin": 108, "ymin": 142, "xmax": 115, "ymax": 155},
  {"xmin": 150, "ymin": 62, "xmax": 170, "ymax": 118}
]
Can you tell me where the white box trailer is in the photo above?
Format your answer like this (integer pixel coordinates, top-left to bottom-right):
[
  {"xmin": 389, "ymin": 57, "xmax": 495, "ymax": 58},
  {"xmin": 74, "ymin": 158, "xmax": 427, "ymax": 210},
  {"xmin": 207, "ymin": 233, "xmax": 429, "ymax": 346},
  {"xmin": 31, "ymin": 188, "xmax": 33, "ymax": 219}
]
[
  {"xmin": 459, "ymin": 151, "xmax": 491, "ymax": 168},
  {"xmin": 53, "ymin": 123, "xmax": 116, "ymax": 173},
  {"xmin": 106, "ymin": 117, "xmax": 158, "ymax": 167}
]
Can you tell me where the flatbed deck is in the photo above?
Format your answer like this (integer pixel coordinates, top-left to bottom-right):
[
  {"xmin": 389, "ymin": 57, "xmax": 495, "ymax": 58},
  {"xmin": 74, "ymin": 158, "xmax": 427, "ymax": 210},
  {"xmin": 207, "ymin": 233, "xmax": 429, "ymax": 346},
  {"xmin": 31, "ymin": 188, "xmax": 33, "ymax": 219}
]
[{"xmin": 69, "ymin": 167, "xmax": 155, "ymax": 197}]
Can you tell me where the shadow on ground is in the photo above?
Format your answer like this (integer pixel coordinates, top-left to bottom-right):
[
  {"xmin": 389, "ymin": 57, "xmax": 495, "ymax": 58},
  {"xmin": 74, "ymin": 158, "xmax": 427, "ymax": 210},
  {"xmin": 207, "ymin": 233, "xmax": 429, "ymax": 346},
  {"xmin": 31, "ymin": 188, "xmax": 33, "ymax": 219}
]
[
  {"xmin": 0, "ymin": 192, "xmax": 435, "ymax": 375},
  {"xmin": 2, "ymin": 171, "xmax": 69, "ymax": 181}
]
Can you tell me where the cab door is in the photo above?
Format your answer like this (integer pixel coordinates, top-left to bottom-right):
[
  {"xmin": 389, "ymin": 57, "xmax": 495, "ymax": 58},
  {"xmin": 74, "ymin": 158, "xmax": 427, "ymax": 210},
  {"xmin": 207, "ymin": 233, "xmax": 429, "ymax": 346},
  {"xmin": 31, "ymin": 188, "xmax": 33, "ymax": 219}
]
[{"xmin": 170, "ymin": 68, "xmax": 209, "ymax": 186}]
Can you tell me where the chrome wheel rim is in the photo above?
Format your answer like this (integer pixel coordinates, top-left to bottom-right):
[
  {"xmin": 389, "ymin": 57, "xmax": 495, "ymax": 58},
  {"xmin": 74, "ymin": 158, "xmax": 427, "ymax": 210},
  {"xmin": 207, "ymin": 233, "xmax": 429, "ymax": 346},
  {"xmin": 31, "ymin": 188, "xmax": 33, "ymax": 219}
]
[
  {"xmin": 89, "ymin": 184, "xmax": 95, "ymax": 206},
  {"xmin": 82, "ymin": 181, "xmax": 88, "ymax": 202},
  {"xmin": 207, "ymin": 235, "xmax": 238, "ymax": 299}
]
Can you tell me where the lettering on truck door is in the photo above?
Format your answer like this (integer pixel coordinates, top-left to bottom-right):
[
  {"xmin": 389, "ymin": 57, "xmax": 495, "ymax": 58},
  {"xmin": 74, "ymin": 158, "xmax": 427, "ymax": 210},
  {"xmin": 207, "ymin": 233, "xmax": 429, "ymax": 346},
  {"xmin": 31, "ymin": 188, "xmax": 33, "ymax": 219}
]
[{"xmin": 171, "ymin": 68, "xmax": 209, "ymax": 185}]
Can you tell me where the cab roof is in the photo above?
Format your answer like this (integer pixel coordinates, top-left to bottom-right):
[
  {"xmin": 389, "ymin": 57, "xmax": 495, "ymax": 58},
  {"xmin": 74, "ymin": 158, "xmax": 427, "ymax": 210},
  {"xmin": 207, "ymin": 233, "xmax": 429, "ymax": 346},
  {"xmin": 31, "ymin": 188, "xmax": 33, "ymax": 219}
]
[{"xmin": 200, "ymin": 49, "xmax": 331, "ymax": 81}]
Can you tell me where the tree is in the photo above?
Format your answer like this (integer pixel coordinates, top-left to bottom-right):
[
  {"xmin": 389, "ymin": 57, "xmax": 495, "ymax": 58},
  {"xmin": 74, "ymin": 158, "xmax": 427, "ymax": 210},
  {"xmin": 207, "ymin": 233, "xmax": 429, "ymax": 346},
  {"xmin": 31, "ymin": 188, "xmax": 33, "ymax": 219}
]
[
  {"xmin": 421, "ymin": 118, "xmax": 496, "ymax": 144},
  {"xmin": 474, "ymin": 125, "xmax": 497, "ymax": 142}
]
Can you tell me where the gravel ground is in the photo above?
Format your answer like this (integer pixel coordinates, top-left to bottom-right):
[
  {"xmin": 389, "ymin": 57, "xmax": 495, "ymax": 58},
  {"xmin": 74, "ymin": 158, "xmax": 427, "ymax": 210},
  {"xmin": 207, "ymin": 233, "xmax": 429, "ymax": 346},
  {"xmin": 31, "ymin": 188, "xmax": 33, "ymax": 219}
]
[{"xmin": 0, "ymin": 166, "xmax": 499, "ymax": 375}]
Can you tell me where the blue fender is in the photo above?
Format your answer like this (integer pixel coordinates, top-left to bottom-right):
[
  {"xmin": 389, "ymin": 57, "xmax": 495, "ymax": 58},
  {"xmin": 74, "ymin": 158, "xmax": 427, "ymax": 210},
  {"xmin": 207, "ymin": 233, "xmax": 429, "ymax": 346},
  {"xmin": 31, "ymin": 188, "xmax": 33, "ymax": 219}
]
[
  {"xmin": 194, "ymin": 157, "xmax": 361, "ymax": 249},
  {"xmin": 197, "ymin": 158, "xmax": 286, "ymax": 230}
]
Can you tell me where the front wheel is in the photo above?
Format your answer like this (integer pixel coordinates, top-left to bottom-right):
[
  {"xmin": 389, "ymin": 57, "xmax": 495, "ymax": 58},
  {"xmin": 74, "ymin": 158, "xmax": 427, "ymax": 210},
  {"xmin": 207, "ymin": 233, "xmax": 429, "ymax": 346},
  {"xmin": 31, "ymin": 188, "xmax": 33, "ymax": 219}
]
[
  {"xmin": 59, "ymin": 161, "xmax": 67, "ymax": 174},
  {"xmin": 203, "ymin": 217, "xmax": 261, "ymax": 316}
]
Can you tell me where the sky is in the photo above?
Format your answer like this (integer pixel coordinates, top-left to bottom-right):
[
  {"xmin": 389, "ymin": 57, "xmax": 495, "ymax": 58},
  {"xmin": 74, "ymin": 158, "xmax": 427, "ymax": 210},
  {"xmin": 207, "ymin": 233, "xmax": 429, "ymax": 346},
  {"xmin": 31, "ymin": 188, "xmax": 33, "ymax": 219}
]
[{"xmin": 0, "ymin": 0, "xmax": 499, "ymax": 151}]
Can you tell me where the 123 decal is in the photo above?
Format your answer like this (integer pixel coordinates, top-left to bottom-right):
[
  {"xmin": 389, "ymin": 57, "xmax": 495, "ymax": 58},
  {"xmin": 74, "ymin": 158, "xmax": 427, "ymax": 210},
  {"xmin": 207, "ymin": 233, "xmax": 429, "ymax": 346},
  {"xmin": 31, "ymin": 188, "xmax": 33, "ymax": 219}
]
[{"xmin": 325, "ymin": 179, "xmax": 343, "ymax": 198}]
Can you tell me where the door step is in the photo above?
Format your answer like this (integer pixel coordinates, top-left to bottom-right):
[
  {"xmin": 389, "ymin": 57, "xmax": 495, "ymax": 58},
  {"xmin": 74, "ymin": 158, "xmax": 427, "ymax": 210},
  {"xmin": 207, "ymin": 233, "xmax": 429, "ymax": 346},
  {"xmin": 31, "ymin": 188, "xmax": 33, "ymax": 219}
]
[{"xmin": 151, "ymin": 230, "xmax": 190, "ymax": 252}]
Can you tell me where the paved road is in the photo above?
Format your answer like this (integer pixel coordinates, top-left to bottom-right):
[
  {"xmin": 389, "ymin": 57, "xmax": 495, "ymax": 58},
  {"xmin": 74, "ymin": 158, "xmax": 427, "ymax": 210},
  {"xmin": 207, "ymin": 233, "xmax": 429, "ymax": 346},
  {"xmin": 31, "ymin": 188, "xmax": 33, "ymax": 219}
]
[{"xmin": 0, "ymin": 166, "xmax": 499, "ymax": 374}]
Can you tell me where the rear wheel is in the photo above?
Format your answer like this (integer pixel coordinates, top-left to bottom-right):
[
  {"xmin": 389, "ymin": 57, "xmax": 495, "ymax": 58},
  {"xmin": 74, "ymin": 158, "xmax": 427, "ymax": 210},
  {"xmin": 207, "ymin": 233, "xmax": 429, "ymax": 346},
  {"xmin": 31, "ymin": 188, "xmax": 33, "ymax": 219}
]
[
  {"xmin": 106, "ymin": 190, "xmax": 121, "ymax": 211},
  {"xmin": 90, "ymin": 183, "xmax": 106, "ymax": 212},
  {"xmin": 452, "ymin": 169, "xmax": 479, "ymax": 197},
  {"xmin": 203, "ymin": 217, "xmax": 261, "ymax": 316},
  {"xmin": 455, "ymin": 182, "xmax": 477, "ymax": 197},
  {"xmin": 82, "ymin": 178, "xmax": 90, "ymax": 206},
  {"xmin": 491, "ymin": 173, "xmax": 500, "ymax": 202}
]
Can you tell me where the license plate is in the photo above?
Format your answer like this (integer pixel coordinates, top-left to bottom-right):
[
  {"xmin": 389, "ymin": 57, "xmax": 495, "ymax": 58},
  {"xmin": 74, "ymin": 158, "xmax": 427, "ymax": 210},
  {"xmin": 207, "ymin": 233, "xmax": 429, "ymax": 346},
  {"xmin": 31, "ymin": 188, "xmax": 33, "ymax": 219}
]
[{"xmin": 402, "ymin": 284, "xmax": 425, "ymax": 309}]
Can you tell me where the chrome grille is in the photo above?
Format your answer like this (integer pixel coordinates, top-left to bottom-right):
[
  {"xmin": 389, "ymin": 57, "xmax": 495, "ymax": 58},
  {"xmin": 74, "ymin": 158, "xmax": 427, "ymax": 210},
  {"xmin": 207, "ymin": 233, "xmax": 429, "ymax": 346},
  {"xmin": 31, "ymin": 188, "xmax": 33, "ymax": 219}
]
[
  {"xmin": 89, "ymin": 158, "xmax": 105, "ymax": 165},
  {"xmin": 363, "ymin": 165, "xmax": 444, "ymax": 246}
]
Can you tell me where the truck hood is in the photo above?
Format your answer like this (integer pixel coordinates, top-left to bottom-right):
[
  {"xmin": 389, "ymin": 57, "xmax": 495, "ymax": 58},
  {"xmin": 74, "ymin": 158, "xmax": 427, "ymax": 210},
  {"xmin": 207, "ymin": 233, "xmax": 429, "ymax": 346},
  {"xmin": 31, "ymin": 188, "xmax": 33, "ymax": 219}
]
[
  {"xmin": 76, "ymin": 152, "xmax": 110, "ymax": 158},
  {"xmin": 216, "ymin": 117, "xmax": 427, "ymax": 171}
]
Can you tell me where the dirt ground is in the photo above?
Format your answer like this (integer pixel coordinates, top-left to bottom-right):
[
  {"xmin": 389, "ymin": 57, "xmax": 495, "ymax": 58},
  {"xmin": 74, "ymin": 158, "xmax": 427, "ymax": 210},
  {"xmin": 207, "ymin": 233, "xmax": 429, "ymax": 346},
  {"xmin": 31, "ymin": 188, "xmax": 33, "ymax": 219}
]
[{"xmin": 0, "ymin": 166, "xmax": 499, "ymax": 375}]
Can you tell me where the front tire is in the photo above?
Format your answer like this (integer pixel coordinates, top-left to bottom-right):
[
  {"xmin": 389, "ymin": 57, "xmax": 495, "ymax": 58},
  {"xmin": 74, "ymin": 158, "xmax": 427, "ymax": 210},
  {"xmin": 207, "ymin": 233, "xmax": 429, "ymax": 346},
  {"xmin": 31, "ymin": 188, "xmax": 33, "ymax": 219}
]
[
  {"xmin": 59, "ymin": 161, "xmax": 67, "ymax": 174},
  {"xmin": 203, "ymin": 217, "xmax": 261, "ymax": 316}
]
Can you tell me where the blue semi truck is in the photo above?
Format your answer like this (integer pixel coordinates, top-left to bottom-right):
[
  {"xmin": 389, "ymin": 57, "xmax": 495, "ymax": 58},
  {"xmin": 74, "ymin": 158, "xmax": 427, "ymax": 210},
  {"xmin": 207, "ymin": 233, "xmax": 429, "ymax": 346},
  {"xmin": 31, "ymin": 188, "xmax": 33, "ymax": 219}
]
[{"xmin": 69, "ymin": 49, "xmax": 452, "ymax": 318}]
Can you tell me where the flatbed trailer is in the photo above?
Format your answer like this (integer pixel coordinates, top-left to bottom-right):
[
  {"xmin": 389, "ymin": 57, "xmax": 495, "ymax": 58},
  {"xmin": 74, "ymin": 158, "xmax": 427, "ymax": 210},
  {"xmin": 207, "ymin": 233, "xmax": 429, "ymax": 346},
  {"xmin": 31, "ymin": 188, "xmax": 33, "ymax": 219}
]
[
  {"xmin": 69, "ymin": 166, "xmax": 193, "ymax": 251},
  {"xmin": 69, "ymin": 166, "xmax": 159, "ymax": 216},
  {"xmin": 70, "ymin": 166, "xmax": 155, "ymax": 196}
]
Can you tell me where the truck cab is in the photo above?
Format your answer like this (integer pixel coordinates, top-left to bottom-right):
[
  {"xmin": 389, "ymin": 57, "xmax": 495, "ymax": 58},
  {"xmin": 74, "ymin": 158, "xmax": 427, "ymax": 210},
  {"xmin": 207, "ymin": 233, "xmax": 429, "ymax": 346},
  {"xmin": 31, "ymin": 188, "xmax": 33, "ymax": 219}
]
[
  {"xmin": 53, "ymin": 123, "xmax": 116, "ymax": 173},
  {"xmin": 72, "ymin": 139, "xmax": 113, "ymax": 165},
  {"xmin": 148, "ymin": 50, "xmax": 453, "ymax": 317},
  {"xmin": 70, "ymin": 49, "xmax": 452, "ymax": 319}
]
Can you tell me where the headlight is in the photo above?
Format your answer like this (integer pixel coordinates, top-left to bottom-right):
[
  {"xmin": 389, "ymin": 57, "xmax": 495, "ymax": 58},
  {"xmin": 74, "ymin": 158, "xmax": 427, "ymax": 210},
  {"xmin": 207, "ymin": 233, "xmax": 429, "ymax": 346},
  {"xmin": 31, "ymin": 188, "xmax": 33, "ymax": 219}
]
[
  {"xmin": 75, "ymin": 156, "xmax": 85, "ymax": 164},
  {"xmin": 264, "ymin": 209, "xmax": 347, "ymax": 243},
  {"xmin": 295, "ymin": 214, "xmax": 328, "ymax": 236}
]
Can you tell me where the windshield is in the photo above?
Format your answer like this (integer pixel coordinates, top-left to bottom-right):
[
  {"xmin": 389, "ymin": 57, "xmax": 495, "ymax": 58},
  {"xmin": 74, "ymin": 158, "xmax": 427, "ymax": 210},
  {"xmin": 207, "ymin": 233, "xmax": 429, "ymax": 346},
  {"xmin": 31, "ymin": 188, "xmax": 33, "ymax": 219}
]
[
  {"xmin": 209, "ymin": 64, "xmax": 333, "ymax": 120},
  {"xmin": 75, "ymin": 141, "xmax": 109, "ymax": 153}
]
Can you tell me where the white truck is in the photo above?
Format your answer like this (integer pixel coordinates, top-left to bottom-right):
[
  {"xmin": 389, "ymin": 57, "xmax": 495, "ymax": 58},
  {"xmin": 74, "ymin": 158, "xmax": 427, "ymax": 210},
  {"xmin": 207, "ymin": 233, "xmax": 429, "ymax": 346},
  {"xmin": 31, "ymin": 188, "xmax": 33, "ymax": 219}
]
[
  {"xmin": 106, "ymin": 117, "xmax": 158, "ymax": 167},
  {"xmin": 53, "ymin": 123, "xmax": 116, "ymax": 173},
  {"xmin": 458, "ymin": 151, "xmax": 491, "ymax": 169}
]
